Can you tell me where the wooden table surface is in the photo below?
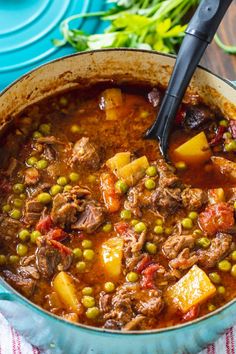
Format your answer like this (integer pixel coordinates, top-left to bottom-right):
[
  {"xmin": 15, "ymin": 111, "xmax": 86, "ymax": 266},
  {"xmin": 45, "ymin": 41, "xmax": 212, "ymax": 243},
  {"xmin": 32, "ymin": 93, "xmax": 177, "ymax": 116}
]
[{"xmin": 200, "ymin": 0, "xmax": 236, "ymax": 81}]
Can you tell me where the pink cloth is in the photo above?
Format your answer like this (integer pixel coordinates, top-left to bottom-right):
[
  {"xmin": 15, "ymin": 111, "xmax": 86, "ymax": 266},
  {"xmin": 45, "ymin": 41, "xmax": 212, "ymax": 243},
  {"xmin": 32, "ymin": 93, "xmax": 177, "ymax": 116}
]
[{"xmin": 0, "ymin": 312, "xmax": 236, "ymax": 354}]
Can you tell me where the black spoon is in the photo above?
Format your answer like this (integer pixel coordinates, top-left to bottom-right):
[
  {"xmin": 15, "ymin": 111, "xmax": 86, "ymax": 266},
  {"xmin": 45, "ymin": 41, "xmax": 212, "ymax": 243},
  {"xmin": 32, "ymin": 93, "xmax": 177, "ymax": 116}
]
[{"xmin": 145, "ymin": 0, "xmax": 233, "ymax": 159}]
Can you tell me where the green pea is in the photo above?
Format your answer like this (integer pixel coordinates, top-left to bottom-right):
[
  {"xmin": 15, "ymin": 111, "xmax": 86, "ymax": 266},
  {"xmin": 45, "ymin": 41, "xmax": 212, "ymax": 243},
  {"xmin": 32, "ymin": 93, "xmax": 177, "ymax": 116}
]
[
  {"xmin": 76, "ymin": 261, "xmax": 86, "ymax": 272},
  {"xmin": 73, "ymin": 248, "xmax": 82, "ymax": 259},
  {"xmin": 104, "ymin": 282, "xmax": 115, "ymax": 293},
  {"xmin": 164, "ymin": 227, "xmax": 172, "ymax": 235},
  {"xmin": 145, "ymin": 242, "xmax": 157, "ymax": 255},
  {"xmin": 83, "ymin": 249, "xmax": 95, "ymax": 261},
  {"xmin": 33, "ymin": 131, "xmax": 43, "ymax": 139},
  {"xmin": 131, "ymin": 219, "xmax": 139, "ymax": 226},
  {"xmin": 27, "ymin": 156, "xmax": 38, "ymax": 166},
  {"xmin": 88, "ymin": 175, "xmax": 96, "ymax": 183},
  {"xmin": 9, "ymin": 255, "xmax": 20, "ymax": 264},
  {"xmin": 0, "ymin": 255, "xmax": 7, "ymax": 265},
  {"xmin": 218, "ymin": 260, "xmax": 232, "ymax": 272},
  {"xmin": 115, "ymin": 180, "xmax": 128, "ymax": 194},
  {"xmin": 69, "ymin": 172, "xmax": 80, "ymax": 182},
  {"xmin": 50, "ymin": 184, "xmax": 63, "ymax": 196},
  {"xmin": 64, "ymin": 185, "xmax": 72, "ymax": 192},
  {"xmin": 36, "ymin": 159, "xmax": 48, "ymax": 170},
  {"xmin": 86, "ymin": 307, "xmax": 100, "ymax": 319},
  {"xmin": 102, "ymin": 223, "xmax": 112, "ymax": 232},
  {"xmin": 18, "ymin": 229, "xmax": 30, "ymax": 242},
  {"xmin": 208, "ymin": 304, "xmax": 216, "ymax": 312},
  {"xmin": 193, "ymin": 229, "xmax": 203, "ymax": 236},
  {"xmin": 209, "ymin": 272, "xmax": 221, "ymax": 284},
  {"xmin": 13, "ymin": 198, "xmax": 23, "ymax": 208},
  {"xmin": 231, "ymin": 264, "xmax": 236, "ymax": 277},
  {"xmin": 144, "ymin": 178, "xmax": 156, "ymax": 190},
  {"xmin": 57, "ymin": 176, "xmax": 68, "ymax": 186},
  {"xmin": 59, "ymin": 97, "xmax": 68, "ymax": 106},
  {"xmin": 30, "ymin": 230, "xmax": 41, "ymax": 243},
  {"xmin": 10, "ymin": 209, "xmax": 22, "ymax": 220},
  {"xmin": 70, "ymin": 124, "xmax": 81, "ymax": 134},
  {"xmin": 13, "ymin": 183, "xmax": 24, "ymax": 194},
  {"xmin": 126, "ymin": 272, "xmax": 139, "ymax": 282},
  {"xmin": 155, "ymin": 219, "xmax": 163, "ymax": 226},
  {"xmin": 225, "ymin": 140, "xmax": 236, "ymax": 152},
  {"xmin": 82, "ymin": 296, "xmax": 95, "ymax": 308},
  {"xmin": 219, "ymin": 120, "xmax": 228, "ymax": 127},
  {"xmin": 82, "ymin": 287, "xmax": 93, "ymax": 296},
  {"xmin": 2, "ymin": 204, "xmax": 11, "ymax": 213},
  {"xmin": 188, "ymin": 211, "xmax": 198, "ymax": 220},
  {"xmin": 39, "ymin": 123, "xmax": 51, "ymax": 135},
  {"xmin": 154, "ymin": 225, "xmax": 163, "ymax": 234},
  {"xmin": 223, "ymin": 132, "xmax": 232, "ymax": 139},
  {"xmin": 37, "ymin": 192, "xmax": 52, "ymax": 204},
  {"xmin": 16, "ymin": 243, "xmax": 28, "ymax": 257},
  {"xmin": 231, "ymin": 250, "xmax": 236, "ymax": 262},
  {"xmin": 82, "ymin": 240, "xmax": 93, "ymax": 249},
  {"xmin": 134, "ymin": 222, "xmax": 146, "ymax": 234},
  {"xmin": 217, "ymin": 286, "xmax": 226, "ymax": 295},
  {"xmin": 19, "ymin": 193, "xmax": 26, "ymax": 200},
  {"xmin": 120, "ymin": 209, "xmax": 131, "ymax": 220},
  {"xmin": 181, "ymin": 218, "xmax": 193, "ymax": 229},
  {"xmin": 146, "ymin": 166, "xmax": 157, "ymax": 177},
  {"xmin": 175, "ymin": 161, "xmax": 187, "ymax": 170},
  {"xmin": 196, "ymin": 237, "xmax": 211, "ymax": 249}
]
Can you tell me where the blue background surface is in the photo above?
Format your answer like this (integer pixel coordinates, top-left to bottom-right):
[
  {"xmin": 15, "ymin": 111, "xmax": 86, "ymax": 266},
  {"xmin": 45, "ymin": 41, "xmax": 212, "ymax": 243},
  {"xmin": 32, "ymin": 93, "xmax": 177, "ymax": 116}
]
[{"xmin": 0, "ymin": 0, "xmax": 107, "ymax": 91}]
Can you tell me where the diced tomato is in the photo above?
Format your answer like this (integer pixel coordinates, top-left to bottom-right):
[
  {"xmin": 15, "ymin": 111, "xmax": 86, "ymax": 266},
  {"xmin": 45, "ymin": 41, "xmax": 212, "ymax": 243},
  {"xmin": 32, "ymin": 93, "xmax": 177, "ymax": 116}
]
[
  {"xmin": 50, "ymin": 240, "xmax": 72, "ymax": 255},
  {"xmin": 114, "ymin": 221, "xmax": 129, "ymax": 235},
  {"xmin": 48, "ymin": 228, "xmax": 68, "ymax": 242},
  {"xmin": 229, "ymin": 120, "xmax": 236, "ymax": 139},
  {"xmin": 141, "ymin": 263, "xmax": 161, "ymax": 289},
  {"xmin": 136, "ymin": 254, "xmax": 152, "ymax": 274},
  {"xmin": 175, "ymin": 106, "xmax": 186, "ymax": 126},
  {"xmin": 209, "ymin": 126, "xmax": 226, "ymax": 146},
  {"xmin": 100, "ymin": 173, "xmax": 121, "ymax": 213},
  {"xmin": 36, "ymin": 216, "xmax": 53, "ymax": 234},
  {"xmin": 198, "ymin": 202, "xmax": 234, "ymax": 235},
  {"xmin": 182, "ymin": 305, "xmax": 200, "ymax": 322}
]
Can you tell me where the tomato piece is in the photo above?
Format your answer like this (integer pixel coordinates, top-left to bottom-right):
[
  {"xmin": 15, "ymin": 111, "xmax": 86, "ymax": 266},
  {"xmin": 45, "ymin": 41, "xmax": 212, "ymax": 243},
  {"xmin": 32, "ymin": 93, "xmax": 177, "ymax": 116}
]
[
  {"xmin": 36, "ymin": 215, "xmax": 53, "ymax": 234},
  {"xmin": 50, "ymin": 240, "xmax": 72, "ymax": 255},
  {"xmin": 136, "ymin": 254, "xmax": 152, "ymax": 274},
  {"xmin": 182, "ymin": 305, "xmax": 200, "ymax": 322},
  {"xmin": 48, "ymin": 228, "xmax": 68, "ymax": 242},
  {"xmin": 114, "ymin": 221, "xmax": 129, "ymax": 235},
  {"xmin": 198, "ymin": 202, "xmax": 234, "ymax": 235},
  {"xmin": 209, "ymin": 126, "xmax": 226, "ymax": 146},
  {"xmin": 141, "ymin": 263, "xmax": 161, "ymax": 289}
]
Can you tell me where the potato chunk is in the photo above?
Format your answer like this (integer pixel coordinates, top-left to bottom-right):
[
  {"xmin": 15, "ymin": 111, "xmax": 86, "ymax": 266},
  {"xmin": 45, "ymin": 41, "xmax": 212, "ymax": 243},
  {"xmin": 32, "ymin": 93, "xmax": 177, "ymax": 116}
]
[
  {"xmin": 101, "ymin": 237, "xmax": 123, "ymax": 278},
  {"xmin": 100, "ymin": 88, "xmax": 123, "ymax": 120},
  {"xmin": 106, "ymin": 152, "xmax": 131, "ymax": 176},
  {"xmin": 174, "ymin": 132, "xmax": 212, "ymax": 164},
  {"xmin": 166, "ymin": 265, "xmax": 216, "ymax": 313},
  {"xmin": 117, "ymin": 156, "xmax": 149, "ymax": 186},
  {"xmin": 53, "ymin": 271, "xmax": 81, "ymax": 313}
]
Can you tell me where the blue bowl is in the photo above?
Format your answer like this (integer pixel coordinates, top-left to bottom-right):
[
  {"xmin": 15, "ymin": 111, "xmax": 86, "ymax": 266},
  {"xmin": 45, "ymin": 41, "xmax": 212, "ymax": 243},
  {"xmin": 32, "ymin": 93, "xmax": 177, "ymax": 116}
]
[{"xmin": 0, "ymin": 49, "xmax": 236, "ymax": 354}]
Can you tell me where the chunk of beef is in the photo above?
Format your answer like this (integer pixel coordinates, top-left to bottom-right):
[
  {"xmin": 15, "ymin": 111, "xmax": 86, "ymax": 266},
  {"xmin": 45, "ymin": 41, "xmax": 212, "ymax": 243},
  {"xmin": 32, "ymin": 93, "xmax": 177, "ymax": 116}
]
[
  {"xmin": 181, "ymin": 188, "xmax": 207, "ymax": 210},
  {"xmin": 72, "ymin": 137, "xmax": 100, "ymax": 170},
  {"xmin": 211, "ymin": 156, "xmax": 236, "ymax": 181},
  {"xmin": 36, "ymin": 239, "xmax": 73, "ymax": 278},
  {"xmin": 4, "ymin": 157, "xmax": 20, "ymax": 178},
  {"xmin": 162, "ymin": 234, "xmax": 196, "ymax": 259},
  {"xmin": 17, "ymin": 265, "xmax": 40, "ymax": 280},
  {"xmin": 24, "ymin": 167, "xmax": 40, "ymax": 186},
  {"xmin": 147, "ymin": 88, "xmax": 161, "ymax": 107},
  {"xmin": 99, "ymin": 291, "xmax": 112, "ymax": 313},
  {"xmin": 104, "ymin": 319, "xmax": 123, "ymax": 330},
  {"xmin": 124, "ymin": 181, "xmax": 152, "ymax": 217},
  {"xmin": 135, "ymin": 289, "xmax": 164, "ymax": 317},
  {"xmin": 169, "ymin": 248, "xmax": 198, "ymax": 270},
  {"xmin": 183, "ymin": 104, "xmax": 214, "ymax": 130},
  {"xmin": 37, "ymin": 136, "xmax": 64, "ymax": 145},
  {"xmin": 0, "ymin": 216, "xmax": 21, "ymax": 240},
  {"xmin": 51, "ymin": 193, "xmax": 78, "ymax": 228},
  {"xmin": 24, "ymin": 199, "xmax": 44, "ymax": 225},
  {"xmin": 152, "ymin": 187, "xmax": 182, "ymax": 214},
  {"xmin": 123, "ymin": 315, "xmax": 146, "ymax": 331},
  {"xmin": 2, "ymin": 270, "xmax": 36, "ymax": 298},
  {"xmin": 72, "ymin": 201, "xmax": 105, "ymax": 233},
  {"xmin": 157, "ymin": 159, "xmax": 181, "ymax": 188},
  {"xmin": 197, "ymin": 232, "xmax": 233, "ymax": 268},
  {"xmin": 43, "ymin": 145, "xmax": 57, "ymax": 161}
]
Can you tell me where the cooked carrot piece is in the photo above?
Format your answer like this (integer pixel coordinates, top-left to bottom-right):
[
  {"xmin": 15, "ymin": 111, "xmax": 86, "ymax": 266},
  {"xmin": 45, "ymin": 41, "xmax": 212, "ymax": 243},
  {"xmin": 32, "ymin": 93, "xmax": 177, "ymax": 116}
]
[{"xmin": 100, "ymin": 172, "xmax": 121, "ymax": 212}]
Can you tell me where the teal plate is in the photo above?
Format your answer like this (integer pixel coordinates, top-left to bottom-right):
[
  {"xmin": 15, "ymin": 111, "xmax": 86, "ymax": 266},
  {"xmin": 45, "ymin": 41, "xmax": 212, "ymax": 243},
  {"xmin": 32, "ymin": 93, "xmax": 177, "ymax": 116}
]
[{"xmin": 0, "ymin": 0, "xmax": 107, "ymax": 91}]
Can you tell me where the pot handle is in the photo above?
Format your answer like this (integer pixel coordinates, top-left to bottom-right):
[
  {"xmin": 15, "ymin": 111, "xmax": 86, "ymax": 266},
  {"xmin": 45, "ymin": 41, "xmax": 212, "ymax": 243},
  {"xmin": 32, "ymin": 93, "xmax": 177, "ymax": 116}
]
[
  {"xmin": 0, "ymin": 282, "xmax": 13, "ymax": 300},
  {"xmin": 231, "ymin": 81, "xmax": 236, "ymax": 87}
]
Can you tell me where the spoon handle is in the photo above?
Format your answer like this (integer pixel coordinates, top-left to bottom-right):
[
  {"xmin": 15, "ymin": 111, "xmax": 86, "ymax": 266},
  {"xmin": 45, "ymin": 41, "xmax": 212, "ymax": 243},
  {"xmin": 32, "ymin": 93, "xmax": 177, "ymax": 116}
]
[{"xmin": 146, "ymin": 0, "xmax": 233, "ymax": 157}]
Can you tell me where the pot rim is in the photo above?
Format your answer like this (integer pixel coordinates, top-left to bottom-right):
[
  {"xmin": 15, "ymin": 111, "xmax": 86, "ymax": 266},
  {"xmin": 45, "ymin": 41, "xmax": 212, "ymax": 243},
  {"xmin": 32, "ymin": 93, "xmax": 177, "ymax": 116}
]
[{"xmin": 0, "ymin": 48, "xmax": 236, "ymax": 336}]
